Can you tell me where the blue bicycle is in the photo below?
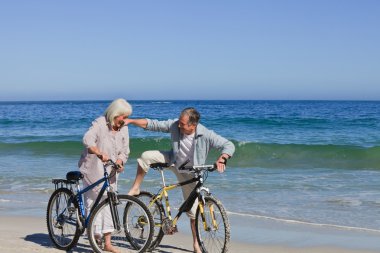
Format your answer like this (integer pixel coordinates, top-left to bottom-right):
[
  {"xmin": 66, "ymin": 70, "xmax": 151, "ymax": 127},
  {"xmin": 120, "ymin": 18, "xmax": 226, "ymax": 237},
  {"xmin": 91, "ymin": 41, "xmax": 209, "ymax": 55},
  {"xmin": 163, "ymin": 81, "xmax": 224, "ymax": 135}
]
[{"xmin": 46, "ymin": 160, "xmax": 154, "ymax": 252}]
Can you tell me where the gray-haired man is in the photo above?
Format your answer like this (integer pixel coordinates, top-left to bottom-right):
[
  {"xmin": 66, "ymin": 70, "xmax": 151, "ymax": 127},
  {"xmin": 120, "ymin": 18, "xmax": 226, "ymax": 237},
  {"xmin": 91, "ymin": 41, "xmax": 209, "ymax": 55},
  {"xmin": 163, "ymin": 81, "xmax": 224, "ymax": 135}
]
[{"xmin": 124, "ymin": 107, "xmax": 235, "ymax": 253}]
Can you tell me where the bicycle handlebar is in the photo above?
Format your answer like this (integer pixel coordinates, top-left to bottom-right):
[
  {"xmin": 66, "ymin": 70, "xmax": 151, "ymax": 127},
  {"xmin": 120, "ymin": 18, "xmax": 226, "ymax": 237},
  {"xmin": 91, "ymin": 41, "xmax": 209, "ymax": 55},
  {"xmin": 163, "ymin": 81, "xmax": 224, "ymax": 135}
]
[
  {"xmin": 180, "ymin": 164, "xmax": 217, "ymax": 172},
  {"xmin": 150, "ymin": 159, "xmax": 218, "ymax": 173},
  {"xmin": 104, "ymin": 160, "xmax": 121, "ymax": 178},
  {"xmin": 178, "ymin": 159, "xmax": 217, "ymax": 172},
  {"xmin": 105, "ymin": 159, "xmax": 117, "ymax": 167}
]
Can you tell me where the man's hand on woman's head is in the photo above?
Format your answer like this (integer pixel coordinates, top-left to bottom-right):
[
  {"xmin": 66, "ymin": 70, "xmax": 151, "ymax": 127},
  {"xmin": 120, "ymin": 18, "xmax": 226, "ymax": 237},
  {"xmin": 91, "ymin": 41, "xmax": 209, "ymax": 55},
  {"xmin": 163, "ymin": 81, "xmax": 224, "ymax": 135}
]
[{"xmin": 123, "ymin": 118, "xmax": 133, "ymax": 125}]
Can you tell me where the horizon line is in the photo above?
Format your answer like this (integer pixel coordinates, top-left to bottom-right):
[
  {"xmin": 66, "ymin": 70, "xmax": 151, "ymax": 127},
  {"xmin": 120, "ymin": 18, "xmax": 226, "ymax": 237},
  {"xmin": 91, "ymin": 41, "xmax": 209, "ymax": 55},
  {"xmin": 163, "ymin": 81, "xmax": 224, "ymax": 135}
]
[{"xmin": 1, "ymin": 98, "xmax": 380, "ymax": 103}]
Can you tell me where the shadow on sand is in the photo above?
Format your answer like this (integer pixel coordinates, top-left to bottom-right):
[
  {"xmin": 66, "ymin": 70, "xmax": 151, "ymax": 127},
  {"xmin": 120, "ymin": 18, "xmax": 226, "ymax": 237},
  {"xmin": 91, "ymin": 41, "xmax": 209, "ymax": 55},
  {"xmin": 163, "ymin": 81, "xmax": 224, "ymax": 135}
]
[
  {"xmin": 153, "ymin": 244, "xmax": 193, "ymax": 253},
  {"xmin": 24, "ymin": 233, "xmax": 193, "ymax": 253},
  {"xmin": 24, "ymin": 233, "xmax": 92, "ymax": 252}
]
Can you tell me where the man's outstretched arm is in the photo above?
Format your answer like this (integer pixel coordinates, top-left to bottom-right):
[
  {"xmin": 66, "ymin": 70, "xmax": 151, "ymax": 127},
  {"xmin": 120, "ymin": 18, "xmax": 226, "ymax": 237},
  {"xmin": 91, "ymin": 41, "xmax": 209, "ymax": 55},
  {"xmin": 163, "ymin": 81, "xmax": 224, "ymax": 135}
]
[{"xmin": 124, "ymin": 118, "xmax": 148, "ymax": 129}]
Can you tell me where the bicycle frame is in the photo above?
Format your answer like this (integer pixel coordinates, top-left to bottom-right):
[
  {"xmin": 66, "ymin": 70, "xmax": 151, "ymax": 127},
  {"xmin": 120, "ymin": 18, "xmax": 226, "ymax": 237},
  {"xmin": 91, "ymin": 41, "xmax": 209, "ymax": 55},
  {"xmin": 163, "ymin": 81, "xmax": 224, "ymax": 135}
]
[
  {"xmin": 74, "ymin": 174, "xmax": 110, "ymax": 227},
  {"xmin": 148, "ymin": 168, "xmax": 213, "ymax": 230},
  {"xmin": 59, "ymin": 164, "xmax": 119, "ymax": 230}
]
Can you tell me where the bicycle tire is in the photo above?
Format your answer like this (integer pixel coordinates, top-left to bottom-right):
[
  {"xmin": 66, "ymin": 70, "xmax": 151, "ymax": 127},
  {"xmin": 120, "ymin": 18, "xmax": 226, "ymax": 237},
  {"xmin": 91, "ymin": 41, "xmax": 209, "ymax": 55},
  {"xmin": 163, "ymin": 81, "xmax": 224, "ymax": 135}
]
[
  {"xmin": 195, "ymin": 195, "xmax": 230, "ymax": 253},
  {"xmin": 87, "ymin": 194, "xmax": 154, "ymax": 253},
  {"xmin": 132, "ymin": 191, "xmax": 165, "ymax": 251},
  {"xmin": 46, "ymin": 188, "xmax": 81, "ymax": 251}
]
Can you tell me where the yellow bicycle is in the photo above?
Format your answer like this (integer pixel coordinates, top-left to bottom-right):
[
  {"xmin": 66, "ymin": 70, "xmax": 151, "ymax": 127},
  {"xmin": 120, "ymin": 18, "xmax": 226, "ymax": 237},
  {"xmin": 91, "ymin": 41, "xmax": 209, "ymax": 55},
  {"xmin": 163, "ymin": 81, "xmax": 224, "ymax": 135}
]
[{"xmin": 126, "ymin": 162, "xmax": 230, "ymax": 253}]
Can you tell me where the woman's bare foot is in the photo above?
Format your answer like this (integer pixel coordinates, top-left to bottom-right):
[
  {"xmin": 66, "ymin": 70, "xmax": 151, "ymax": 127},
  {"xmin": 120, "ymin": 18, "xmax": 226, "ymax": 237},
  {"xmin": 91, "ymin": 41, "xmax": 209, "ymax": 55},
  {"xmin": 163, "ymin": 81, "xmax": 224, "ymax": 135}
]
[{"xmin": 94, "ymin": 234, "xmax": 103, "ymax": 248}]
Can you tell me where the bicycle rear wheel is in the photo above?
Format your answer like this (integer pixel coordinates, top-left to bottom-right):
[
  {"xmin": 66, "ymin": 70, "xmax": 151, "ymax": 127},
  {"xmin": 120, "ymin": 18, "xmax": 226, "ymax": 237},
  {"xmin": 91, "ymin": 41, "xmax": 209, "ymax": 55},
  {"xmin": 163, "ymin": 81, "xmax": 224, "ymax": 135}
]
[
  {"xmin": 195, "ymin": 195, "xmax": 230, "ymax": 253},
  {"xmin": 87, "ymin": 194, "xmax": 154, "ymax": 253},
  {"xmin": 46, "ymin": 188, "xmax": 81, "ymax": 250},
  {"xmin": 133, "ymin": 191, "xmax": 165, "ymax": 251}
]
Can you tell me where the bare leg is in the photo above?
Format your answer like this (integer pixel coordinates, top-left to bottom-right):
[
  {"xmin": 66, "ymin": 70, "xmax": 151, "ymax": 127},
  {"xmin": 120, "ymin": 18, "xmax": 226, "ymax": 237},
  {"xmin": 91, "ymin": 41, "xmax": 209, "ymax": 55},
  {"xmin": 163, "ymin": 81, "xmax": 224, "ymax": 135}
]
[
  {"xmin": 127, "ymin": 165, "xmax": 146, "ymax": 196},
  {"xmin": 191, "ymin": 219, "xmax": 202, "ymax": 253},
  {"xmin": 103, "ymin": 232, "xmax": 120, "ymax": 253}
]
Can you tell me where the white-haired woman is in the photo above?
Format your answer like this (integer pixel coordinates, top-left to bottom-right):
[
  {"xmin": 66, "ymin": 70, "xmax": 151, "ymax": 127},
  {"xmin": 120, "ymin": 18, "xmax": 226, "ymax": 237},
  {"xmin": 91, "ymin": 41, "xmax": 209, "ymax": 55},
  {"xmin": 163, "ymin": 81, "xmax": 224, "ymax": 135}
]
[{"xmin": 78, "ymin": 98, "xmax": 132, "ymax": 253}]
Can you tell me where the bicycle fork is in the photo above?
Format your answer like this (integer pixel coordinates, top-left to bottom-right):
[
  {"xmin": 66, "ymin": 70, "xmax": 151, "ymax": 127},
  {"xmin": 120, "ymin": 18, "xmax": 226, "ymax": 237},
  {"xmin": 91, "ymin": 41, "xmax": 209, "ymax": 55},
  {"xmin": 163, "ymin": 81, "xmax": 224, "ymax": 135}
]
[
  {"xmin": 108, "ymin": 191, "xmax": 121, "ymax": 232},
  {"xmin": 198, "ymin": 189, "xmax": 218, "ymax": 232}
]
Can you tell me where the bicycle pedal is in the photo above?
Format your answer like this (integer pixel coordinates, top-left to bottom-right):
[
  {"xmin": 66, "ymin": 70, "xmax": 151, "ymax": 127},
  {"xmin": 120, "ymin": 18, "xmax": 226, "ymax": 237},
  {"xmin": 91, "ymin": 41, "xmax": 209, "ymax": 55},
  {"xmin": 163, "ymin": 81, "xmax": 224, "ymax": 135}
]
[
  {"xmin": 167, "ymin": 226, "xmax": 178, "ymax": 235},
  {"xmin": 162, "ymin": 217, "xmax": 179, "ymax": 235}
]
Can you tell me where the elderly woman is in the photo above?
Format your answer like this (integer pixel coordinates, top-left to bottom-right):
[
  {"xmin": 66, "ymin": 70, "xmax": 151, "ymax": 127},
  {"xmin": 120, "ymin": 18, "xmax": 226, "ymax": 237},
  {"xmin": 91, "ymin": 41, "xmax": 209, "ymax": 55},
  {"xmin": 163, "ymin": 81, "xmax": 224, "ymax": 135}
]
[{"xmin": 78, "ymin": 98, "xmax": 132, "ymax": 253}]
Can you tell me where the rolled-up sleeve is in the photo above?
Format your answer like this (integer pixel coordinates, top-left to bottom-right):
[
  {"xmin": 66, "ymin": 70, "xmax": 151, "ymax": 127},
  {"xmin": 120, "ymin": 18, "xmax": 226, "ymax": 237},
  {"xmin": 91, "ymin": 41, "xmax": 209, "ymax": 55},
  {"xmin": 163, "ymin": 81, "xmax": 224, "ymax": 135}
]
[
  {"xmin": 83, "ymin": 119, "xmax": 101, "ymax": 148},
  {"xmin": 146, "ymin": 119, "xmax": 176, "ymax": 133}
]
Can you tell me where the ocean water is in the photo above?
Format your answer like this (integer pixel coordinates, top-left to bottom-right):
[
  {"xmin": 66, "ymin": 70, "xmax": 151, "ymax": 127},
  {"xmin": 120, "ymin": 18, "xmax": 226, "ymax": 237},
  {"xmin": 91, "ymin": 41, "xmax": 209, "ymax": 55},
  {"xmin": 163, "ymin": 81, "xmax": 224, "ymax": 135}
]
[{"xmin": 1, "ymin": 100, "xmax": 380, "ymax": 236}]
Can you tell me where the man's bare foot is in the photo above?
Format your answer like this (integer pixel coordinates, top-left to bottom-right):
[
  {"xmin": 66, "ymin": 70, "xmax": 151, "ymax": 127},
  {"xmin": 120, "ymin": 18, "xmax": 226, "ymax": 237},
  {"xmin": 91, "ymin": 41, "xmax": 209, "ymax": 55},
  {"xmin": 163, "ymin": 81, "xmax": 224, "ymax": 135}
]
[
  {"xmin": 104, "ymin": 244, "xmax": 121, "ymax": 253},
  {"xmin": 127, "ymin": 188, "xmax": 140, "ymax": 196},
  {"xmin": 194, "ymin": 242, "xmax": 202, "ymax": 253}
]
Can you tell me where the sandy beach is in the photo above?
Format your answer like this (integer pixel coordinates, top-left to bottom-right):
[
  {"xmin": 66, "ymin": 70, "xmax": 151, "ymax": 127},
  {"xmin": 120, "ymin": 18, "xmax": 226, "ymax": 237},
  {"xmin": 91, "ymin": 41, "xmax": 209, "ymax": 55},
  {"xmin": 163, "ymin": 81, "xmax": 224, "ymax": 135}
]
[{"xmin": 0, "ymin": 215, "xmax": 379, "ymax": 253}]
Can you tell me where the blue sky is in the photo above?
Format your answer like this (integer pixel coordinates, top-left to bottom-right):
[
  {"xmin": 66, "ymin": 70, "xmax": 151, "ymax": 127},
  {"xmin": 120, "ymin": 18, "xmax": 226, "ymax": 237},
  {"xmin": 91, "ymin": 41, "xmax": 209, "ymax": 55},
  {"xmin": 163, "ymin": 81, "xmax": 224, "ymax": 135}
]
[{"xmin": 1, "ymin": 0, "xmax": 379, "ymax": 101}]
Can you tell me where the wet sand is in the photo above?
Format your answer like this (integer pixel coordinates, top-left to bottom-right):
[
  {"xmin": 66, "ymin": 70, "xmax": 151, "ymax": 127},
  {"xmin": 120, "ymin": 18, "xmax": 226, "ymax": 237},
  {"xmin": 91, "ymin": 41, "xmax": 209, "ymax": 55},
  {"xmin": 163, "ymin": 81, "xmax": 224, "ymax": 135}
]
[{"xmin": 0, "ymin": 215, "xmax": 378, "ymax": 253}]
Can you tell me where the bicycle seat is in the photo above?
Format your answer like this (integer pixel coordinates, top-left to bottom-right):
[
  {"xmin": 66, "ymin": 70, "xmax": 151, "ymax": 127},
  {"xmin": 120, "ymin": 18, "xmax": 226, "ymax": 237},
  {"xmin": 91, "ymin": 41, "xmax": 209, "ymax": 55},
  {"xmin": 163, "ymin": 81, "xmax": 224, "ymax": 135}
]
[
  {"xmin": 66, "ymin": 171, "xmax": 84, "ymax": 181},
  {"xmin": 150, "ymin": 163, "xmax": 169, "ymax": 169}
]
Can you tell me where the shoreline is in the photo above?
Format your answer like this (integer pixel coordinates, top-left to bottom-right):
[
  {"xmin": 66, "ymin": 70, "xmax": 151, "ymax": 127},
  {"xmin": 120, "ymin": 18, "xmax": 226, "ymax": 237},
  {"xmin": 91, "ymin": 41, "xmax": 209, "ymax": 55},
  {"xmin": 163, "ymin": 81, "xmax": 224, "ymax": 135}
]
[{"xmin": 1, "ymin": 215, "xmax": 379, "ymax": 253}]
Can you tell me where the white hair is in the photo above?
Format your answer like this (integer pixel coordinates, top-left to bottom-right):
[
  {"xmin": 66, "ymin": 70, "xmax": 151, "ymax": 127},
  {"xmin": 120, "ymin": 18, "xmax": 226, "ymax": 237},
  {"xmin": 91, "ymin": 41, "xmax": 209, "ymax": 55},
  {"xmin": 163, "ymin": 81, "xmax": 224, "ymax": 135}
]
[{"xmin": 104, "ymin": 98, "xmax": 132, "ymax": 126}]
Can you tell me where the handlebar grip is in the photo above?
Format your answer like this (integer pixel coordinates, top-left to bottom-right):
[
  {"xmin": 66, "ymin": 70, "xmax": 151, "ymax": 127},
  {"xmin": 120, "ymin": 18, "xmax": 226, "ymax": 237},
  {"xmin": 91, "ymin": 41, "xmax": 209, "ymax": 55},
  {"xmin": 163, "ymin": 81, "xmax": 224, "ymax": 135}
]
[{"xmin": 209, "ymin": 164, "xmax": 217, "ymax": 172}]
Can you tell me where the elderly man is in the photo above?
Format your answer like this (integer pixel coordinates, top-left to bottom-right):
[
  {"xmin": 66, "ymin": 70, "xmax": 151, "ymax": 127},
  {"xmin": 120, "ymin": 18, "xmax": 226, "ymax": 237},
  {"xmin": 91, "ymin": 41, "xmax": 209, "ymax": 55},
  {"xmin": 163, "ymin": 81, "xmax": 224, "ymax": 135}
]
[{"xmin": 124, "ymin": 107, "xmax": 235, "ymax": 253}]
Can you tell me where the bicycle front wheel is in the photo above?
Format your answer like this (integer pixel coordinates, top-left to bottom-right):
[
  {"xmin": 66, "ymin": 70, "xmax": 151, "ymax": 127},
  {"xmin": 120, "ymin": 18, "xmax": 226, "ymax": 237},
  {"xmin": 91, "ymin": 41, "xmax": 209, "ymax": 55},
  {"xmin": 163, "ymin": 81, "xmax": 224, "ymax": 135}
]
[
  {"xmin": 46, "ymin": 188, "xmax": 81, "ymax": 250},
  {"xmin": 87, "ymin": 194, "xmax": 154, "ymax": 253},
  {"xmin": 195, "ymin": 195, "xmax": 230, "ymax": 253}
]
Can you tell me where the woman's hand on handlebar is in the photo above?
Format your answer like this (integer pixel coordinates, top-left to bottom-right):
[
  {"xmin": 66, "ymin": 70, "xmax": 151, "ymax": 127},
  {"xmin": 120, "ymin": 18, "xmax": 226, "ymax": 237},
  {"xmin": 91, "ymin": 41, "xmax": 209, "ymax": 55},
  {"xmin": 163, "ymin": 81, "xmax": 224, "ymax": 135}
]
[
  {"xmin": 97, "ymin": 153, "xmax": 110, "ymax": 163},
  {"xmin": 103, "ymin": 159, "xmax": 124, "ymax": 175},
  {"xmin": 115, "ymin": 159, "xmax": 125, "ymax": 173}
]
